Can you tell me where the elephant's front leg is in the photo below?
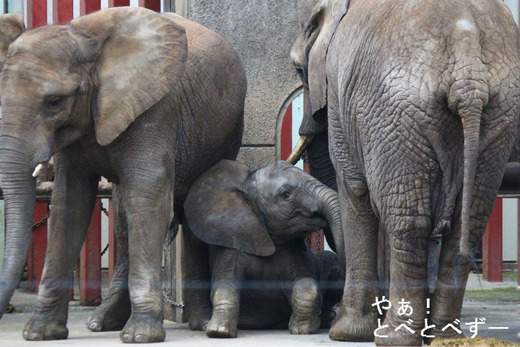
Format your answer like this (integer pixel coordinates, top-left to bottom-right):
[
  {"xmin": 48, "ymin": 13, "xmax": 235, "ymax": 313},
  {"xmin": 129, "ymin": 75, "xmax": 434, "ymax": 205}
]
[
  {"xmin": 289, "ymin": 277, "xmax": 322, "ymax": 334},
  {"xmin": 206, "ymin": 247, "xmax": 242, "ymax": 338},
  {"xmin": 87, "ymin": 184, "xmax": 131, "ymax": 332},
  {"xmin": 329, "ymin": 178, "xmax": 379, "ymax": 342},
  {"xmin": 119, "ymin": 178, "xmax": 174, "ymax": 343},
  {"xmin": 24, "ymin": 158, "xmax": 100, "ymax": 341}
]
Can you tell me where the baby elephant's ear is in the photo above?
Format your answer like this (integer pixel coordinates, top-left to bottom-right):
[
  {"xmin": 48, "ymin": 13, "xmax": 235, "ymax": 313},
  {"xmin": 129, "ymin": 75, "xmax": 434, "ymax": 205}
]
[{"xmin": 184, "ymin": 160, "xmax": 275, "ymax": 257}]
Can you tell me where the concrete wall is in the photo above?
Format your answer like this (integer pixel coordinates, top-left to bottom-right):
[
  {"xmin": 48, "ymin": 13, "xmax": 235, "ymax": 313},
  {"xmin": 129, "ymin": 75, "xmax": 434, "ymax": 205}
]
[{"xmin": 181, "ymin": 0, "xmax": 303, "ymax": 169}]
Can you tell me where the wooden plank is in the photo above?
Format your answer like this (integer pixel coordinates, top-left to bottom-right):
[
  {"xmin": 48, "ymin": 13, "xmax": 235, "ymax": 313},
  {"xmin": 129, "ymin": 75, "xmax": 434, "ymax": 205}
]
[
  {"xmin": 108, "ymin": 0, "xmax": 130, "ymax": 6},
  {"xmin": 139, "ymin": 0, "xmax": 160, "ymax": 11},
  {"xmin": 80, "ymin": 0, "xmax": 101, "ymax": 15},
  {"xmin": 280, "ymin": 103, "xmax": 292, "ymax": 161},
  {"xmin": 517, "ymin": 199, "xmax": 520, "ymax": 288},
  {"xmin": 26, "ymin": 201, "xmax": 48, "ymax": 292},
  {"xmin": 53, "ymin": 0, "xmax": 73, "ymax": 24},
  {"xmin": 108, "ymin": 199, "xmax": 116, "ymax": 282},
  {"xmin": 26, "ymin": 0, "xmax": 48, "ymax": 28},
  {"xmin": 79, "ymin": 199, "xmax": 102, "ymax": 306},
  {"xmin": 164, "ymin": 226, "xmax": 184, "ymax": 322},
  {"xmin": 0, "ymin": 181, "xmax": 113, "ymax": 199},
  {"xmin": 482, "ymin": 198, "xmax": 503, "ymax": 282}
]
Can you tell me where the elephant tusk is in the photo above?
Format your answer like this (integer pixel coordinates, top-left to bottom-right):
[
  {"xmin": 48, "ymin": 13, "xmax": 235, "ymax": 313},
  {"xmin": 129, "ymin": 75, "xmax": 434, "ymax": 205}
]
[
  {"xmin": 286, "ymin": 135, "xmax": 314, "ymax": 165},
  {"xmin": 32, "ymin": 163, "xmax": 43, "ymax": 178}
]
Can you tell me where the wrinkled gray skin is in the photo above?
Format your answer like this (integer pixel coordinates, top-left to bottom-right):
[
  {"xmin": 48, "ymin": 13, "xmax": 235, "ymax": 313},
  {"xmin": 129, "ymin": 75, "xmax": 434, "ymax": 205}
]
[
  {"xmin": 184, "ymin": 160, "xmax": 345, "ymax": 338},
  {"xmin": 291, "ymin": 0, "xmax": 520, "ymax": 345},
  {"xmin": 0, "ymin": 8, "xmax": 246, "ymax": 343}
]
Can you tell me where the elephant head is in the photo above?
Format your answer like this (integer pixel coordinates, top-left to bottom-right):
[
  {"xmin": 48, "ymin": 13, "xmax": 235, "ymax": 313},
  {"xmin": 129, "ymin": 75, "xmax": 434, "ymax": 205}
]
[
  {"xmin": 0, "ymin": 7, "xmax": 188, "ymax": 317},
  {"xmin": 184, "ymin": 160, "xmax": 344, "ymax": 260},
  {"xmin": 287, "ymin": 0, "xmax": 350, "ymax": 190}
]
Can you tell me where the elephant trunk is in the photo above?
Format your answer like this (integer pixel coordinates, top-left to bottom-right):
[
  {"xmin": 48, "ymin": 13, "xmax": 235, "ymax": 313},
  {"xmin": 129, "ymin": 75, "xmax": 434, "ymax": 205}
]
[
  {"xmin": 311, "ymin": 183, "xmax": 345, "ymax": 268},
  {"xmin": 0, "ymin": 138, "xmax": 37, "ymax": 319}
]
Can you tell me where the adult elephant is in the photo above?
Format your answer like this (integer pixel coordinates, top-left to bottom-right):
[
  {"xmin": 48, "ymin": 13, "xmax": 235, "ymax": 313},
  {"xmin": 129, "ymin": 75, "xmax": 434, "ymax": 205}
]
[
  {"xmin": 290, "ymin": 0, "xmax": 520, "ymax": 345},
  {"xmin": 0, "ymin": 7, "xmax": 246, "ymax": 344}
]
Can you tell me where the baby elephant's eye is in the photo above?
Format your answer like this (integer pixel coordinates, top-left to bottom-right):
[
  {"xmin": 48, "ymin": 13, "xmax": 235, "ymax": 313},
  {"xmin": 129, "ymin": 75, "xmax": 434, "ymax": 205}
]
[{"xmin": 281, "ymin": 189, "xmax": 292, "ymax": 200}]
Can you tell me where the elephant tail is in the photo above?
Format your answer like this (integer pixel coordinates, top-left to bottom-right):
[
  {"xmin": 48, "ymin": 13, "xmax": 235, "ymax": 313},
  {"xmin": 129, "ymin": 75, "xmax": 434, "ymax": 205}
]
[{"xmin": 447, "ymin": 18, "xmax": 489, "ymax": 258}]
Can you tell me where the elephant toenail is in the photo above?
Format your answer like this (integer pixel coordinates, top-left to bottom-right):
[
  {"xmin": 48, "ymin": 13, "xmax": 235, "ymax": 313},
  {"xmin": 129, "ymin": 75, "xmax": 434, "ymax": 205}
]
[
  {"xmin": 88, "ymin": 321, "xmax": 101, "ymax": 331},
  {"xmin": 121, "ymin": 333, "xmax": 131, "ymax": 342},
  {"xmin": 135, "ymin": 334, "xmax": 148, "ymax": 343},
  {"xmin": 202, "ymin": 322, "xmax": 208, "ymax": 331},
  {"xmin": 29, "ymin": 332, "xmax": 43, "ymax": 340}
]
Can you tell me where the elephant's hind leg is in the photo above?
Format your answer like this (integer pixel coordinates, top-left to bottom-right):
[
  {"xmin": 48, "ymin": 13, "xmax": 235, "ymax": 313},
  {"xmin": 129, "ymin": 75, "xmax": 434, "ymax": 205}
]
[
  {"xmin": 427, "ymin": 219, "xmax": 473, "ymax": 342},
  {"xmin": 183, "ymin": 226, "xmax": 213, "ymax": 331},
  {"xmin": 329, "ymin": 178, "xmax": 379, "ymax": 342},
  {"xmin": 373, "ymin": 215, "xmax": 430, "ymax": 346},
  {"xmin": 87, "ymin": 185, "xmax": 131, "ymax": 332},
  {"xmin": 289, "ymin": 277, "xmax": 321, "ymax": 334}
]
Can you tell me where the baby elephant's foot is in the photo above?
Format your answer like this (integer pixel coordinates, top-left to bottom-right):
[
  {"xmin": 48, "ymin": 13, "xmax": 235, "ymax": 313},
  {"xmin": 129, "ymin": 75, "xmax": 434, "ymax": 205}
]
[
  {"xmin": 23, "ymin": 314, "xmax": 68, "ymax": 341},
  {"xmin": 289, "ymin": 313, "xmax": 320, "ymax": 334},
  {"xmin": 206, "ymin": 315, "xmax": 237, "ymax": 338},
  {"xmin": 289, "ymin": 277, "xmax": 321, "ymax": 334},
  {"xmin": 206, "ymin": 285, "xmax": 239, "ymax": 338},
  {"xmin": 87, "ymin": 287, "xmax": 131, "ymax": 331},
  {"xmin": 120, "ymin": 313, "xmax": 165, "ymax": 343}
]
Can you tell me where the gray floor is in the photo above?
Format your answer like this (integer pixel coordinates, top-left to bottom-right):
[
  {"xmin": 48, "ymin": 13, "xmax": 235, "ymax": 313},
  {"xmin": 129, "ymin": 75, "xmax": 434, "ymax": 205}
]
[{"xmin": 0, "ymin": 273, "xmax": 518, "ymax": 347}]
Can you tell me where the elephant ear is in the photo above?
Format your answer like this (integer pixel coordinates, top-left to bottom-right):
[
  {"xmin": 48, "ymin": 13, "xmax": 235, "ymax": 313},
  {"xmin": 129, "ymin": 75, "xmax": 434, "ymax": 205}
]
[
  {"xmin": 70, "ymin": 7, "xmax": 188, "ymax": 146},
  {"xmin": 305, "ymin": 0, "xmax": 349, "ymax": 116},
  {"xmin": 0, "ymin": 12, "xmax": 24, "ymax": 71},
  {"xmin": 184, "ymin": 160, "xmax": 276, "ymax": 257}
]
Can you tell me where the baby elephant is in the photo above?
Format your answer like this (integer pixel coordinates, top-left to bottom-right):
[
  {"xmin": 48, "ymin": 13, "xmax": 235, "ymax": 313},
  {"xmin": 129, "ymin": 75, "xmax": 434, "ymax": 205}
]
[{"xmin": 184, "ymin": 160, "xmax": 345, "ymax": 338}]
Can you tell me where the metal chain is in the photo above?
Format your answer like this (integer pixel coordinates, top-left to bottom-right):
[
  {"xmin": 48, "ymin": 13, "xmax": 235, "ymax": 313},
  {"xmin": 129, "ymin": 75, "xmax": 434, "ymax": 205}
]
[
  {"xmin": 100, "ymin": 243, "xmax": 109, "ymax": 256},
  {"xmin": 99, "ymin": 201, "xmax": 110, "ymax": 256},
  {"xmin": 32, "ymin": 216, "xmax": 49, "ymax": 230},
  {"xmin": 162, "ymin": 287, "xmax": 184, "ymax": 308},
  {"xmin": 316, "ymin": 230, "xmax": 321, "ymax": 251},
  {"xmin": 100, "ymin": 202, "xmax": 109, "ymax": 217}
]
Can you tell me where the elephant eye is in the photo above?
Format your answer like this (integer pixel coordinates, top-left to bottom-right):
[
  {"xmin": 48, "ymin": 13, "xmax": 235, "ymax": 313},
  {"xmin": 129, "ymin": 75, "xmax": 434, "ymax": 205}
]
[
  {"xmin": 46, "ymin": 96, "xmax": 64, "ymax": 109},
  {"xmin": 281, "ymin": 189, "xmax": 292, "ymax": 200}
]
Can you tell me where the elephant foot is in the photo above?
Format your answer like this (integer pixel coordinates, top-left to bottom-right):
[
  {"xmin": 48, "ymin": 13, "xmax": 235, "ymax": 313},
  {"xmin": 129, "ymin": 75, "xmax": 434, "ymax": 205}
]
[
  {"xmin": 329, "ymin": 307, "xmax": 377, "ymax": 342},
  {"xmin": 289, "ymin": 313, "xmax": 320, "ymax": 334},
  {"xmin": 187, "ymin": 307, "xmax": 212, "ymax": 331},
  {"xmin": 23, "ymin": 314, "xmax": 68, "ymax": 341},
  {"xmin": 289, "ymin": 277, "xmax": 321, "ymax": 334},
  {"xmin": 206, "ymin": 314, "xmax": 237, "ymax": 338},
  {"xmin": 120, "ymin": 313, "xmax": 165, "ymax": 343},
  {"xmin": 374, "ymin": 328, "xmax": 423, "ymax": 346},
  {"xmin": 87, "ymin": 286, "xmax": 131, "ymax": 332}
]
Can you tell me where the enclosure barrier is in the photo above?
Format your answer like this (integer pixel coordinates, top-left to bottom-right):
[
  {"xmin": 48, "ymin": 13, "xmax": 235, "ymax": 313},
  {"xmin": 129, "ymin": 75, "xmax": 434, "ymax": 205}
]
[{"xmin": 0, "ymin": 181, "xmax": 114, "ymax": 305}]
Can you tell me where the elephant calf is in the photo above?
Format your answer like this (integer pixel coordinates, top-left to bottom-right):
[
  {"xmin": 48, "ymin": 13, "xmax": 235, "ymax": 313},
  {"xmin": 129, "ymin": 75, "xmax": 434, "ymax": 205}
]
[{"xmin": 184, "ymin": 160, "xmax": 345, "ymax": 338}]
